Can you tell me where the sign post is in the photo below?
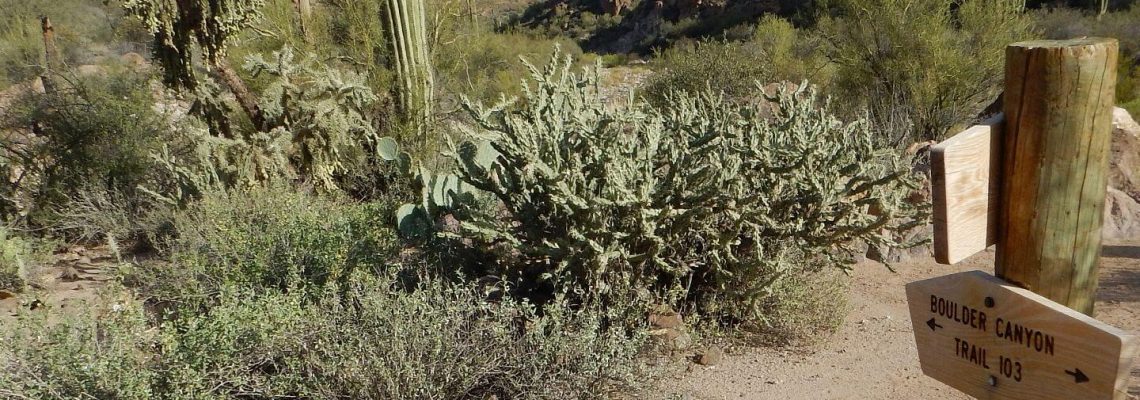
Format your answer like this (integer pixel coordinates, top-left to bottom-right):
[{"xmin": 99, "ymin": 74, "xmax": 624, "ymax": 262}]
[
  {"xmin": 914, "ymin": 38, "xmax": 1139, "ymax": 400},
  {"xmin": 998, "ymin": 38, "xmax": 1120, "ymax": 316}
]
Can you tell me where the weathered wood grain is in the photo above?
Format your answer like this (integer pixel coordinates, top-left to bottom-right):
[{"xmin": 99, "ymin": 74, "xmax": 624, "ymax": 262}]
[
  {"xmin": 998, "ymin": 38, "xmax": 1119, "ymax": 316},
  {"xmin": 932, "ymin": 116, "xmax": 1003, "ymax": 265},
  {"xmin": 907, "ymin": 271, "xmax": 1139, "ymax": 400}
]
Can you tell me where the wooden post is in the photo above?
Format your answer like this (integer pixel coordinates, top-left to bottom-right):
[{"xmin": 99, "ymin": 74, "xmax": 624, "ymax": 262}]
[
  {"xmin": 40, "ymin": 16, "xmax": 58, "ymax": 95},
  {"xmin": 998, "ymin": 38, "xmax": 1118, "ymax": 316}
]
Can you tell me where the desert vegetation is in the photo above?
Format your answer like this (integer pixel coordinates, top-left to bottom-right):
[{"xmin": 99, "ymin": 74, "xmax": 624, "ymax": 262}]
[{"xmin": 0, "ymin": 0, "xmax": 1136, "ymax": 398}]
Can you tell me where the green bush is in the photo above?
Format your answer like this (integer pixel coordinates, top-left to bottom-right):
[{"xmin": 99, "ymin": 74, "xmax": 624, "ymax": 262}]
[
  {"xmin": 645, "ymin": 15, "xmax": 833, "ymax": 106},
  {"xmin": 1033, "ymin": 6, "xmax": 1140, "ymax": 112},
  {"xmin": 0, "ymin": 289, "xmax": 157, "ymax": 399},
  {"xmin": 0, "ymin": 69, "xmax": 170, "ymax": 240},
  {"xmin": 446, "ymin": 54, "xmax": 925, "ymax": 325},
  {"xmin": 0, "ymin": 0, "xmax": 139, "ymax": 89},
  {"xmin": 130, "ymin": 185, "xmax": 399, "ymax": 306},
  {"xmin": 645, "ymin": 38, "xmax": 772, "ymax": 105},
  {"xmin": 3, "ymin": 253, "xmax": 647, "ymax": 399},
  {"xmin": 0, "ymin": 16, "xmax": 43, "ymax": 89},
  {"xmin": 818, "ymin": 0, "xmax": 1038, "ymax": 143},
  {"xmin": 433, "ymin": 18, "xmax": 591, "ymax": 107}
]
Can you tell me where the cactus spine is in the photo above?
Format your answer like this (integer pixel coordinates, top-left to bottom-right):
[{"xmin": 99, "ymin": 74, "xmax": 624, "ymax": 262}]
[{"xmin": 383, "ymin": 0, "xmax": 434, "ymax": 133}]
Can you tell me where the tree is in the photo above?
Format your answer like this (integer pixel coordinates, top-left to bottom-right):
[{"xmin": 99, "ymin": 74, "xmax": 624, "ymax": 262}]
[{"xmin": 817, "ymin": 0, "xmax": 1037, "ymax": 143}]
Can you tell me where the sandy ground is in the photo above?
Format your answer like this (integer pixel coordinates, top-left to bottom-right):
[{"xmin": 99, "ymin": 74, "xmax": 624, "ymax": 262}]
[{"xmin": 657, "ymin": 241, "xmax": 1140, "ymax": 400}]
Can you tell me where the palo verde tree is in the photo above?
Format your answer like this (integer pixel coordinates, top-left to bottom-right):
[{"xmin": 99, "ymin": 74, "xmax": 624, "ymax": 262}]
[{"xmin": 817, "ymin": 0, "xmax": 1037, "ymax": 144}]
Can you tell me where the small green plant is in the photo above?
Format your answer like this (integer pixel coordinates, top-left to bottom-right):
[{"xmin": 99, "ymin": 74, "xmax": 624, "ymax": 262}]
[
  {"xmin": 646, "ymin": 15, "xmax": 833, "ymax": 107},
  {"xmin": 0, "ymin": 226, "xmax": 33, "ymax": 292}
]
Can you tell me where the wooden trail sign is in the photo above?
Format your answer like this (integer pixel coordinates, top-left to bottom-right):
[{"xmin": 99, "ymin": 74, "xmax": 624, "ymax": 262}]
[
  {"xmin": 906, "ymin": 271, "xmax": 1138, "ymax": 400},
  {"xmin": 916, "ymin": 37, "xmax": 1137, "ymax": 400},
  {"xmin": 932, "ymin": 116, "xmax": 1002, "ymax": 265}
]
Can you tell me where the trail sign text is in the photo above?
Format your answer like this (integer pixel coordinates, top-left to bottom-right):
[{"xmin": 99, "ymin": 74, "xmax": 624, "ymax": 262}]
[{"xmin": 906, "ymin": 271, "xmax": 1138, "ymax": 400}]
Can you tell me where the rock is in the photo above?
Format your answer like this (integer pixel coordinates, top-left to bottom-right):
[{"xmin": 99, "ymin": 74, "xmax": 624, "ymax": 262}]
[
  {"xmin": 1103, "ymin": 187, "xmax": 1140, "ymax": 240},
  {"xmin": 867, "ymin": 231, "xmax": 932, "ymax": 264},
  {"xmin": 670, "ymin": 330, "xmax": 692, "ymax": 350},
  {"xmin": 649, "ymin": 310, "xmax": 684, "ymax": 329},
  {"xmin": 650, "ymin": 327, "xmax": 692, "ymax": 350},
  {"xmin": 60, "ymin": 266, "xmax": 81, "ymax": 282},
  {"xmin": 120, "ymin": 52, "xmax": 147, "ymax": 68},
  {"xmin": 697, "ymin": 346, "xmax": 724, "ymax": 366},
  {"xmin": 1105, "ymin": 107, "xmax": 1140, "ymax": 239}
]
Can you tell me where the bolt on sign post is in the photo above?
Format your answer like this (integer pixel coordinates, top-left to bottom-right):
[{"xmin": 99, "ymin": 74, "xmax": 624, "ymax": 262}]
[{"xmin": 910, "ymin": 38, "xmax": 1139, "ymax": 400}]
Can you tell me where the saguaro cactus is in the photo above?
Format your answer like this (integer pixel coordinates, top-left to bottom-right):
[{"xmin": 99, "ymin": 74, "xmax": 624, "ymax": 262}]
[{"xmin": 383, "ymin": 0, "xmax": 434, "ymax": 133}]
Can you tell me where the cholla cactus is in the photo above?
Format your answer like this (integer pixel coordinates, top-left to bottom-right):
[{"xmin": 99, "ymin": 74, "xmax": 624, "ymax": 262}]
[
  {"xmin": 383, "ymin": 0, "xmax": 434, "ymax": 132},
  {"xmin": 123, "ymin": 0, "xmax": 265, "ymax": 89},
  {"xmin": 450, "ymin": 52, "xmax": 927, "ymax": 319},
  {"xmin": 146, "ymin": 48, "xmax": 389, "ymax": 204}
]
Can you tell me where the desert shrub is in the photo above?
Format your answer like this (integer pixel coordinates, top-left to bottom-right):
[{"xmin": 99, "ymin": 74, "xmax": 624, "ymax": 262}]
[
  {"xmin": 2, "ymin": 263, "xmax": 647, "ymax": 400},
  {"xmin": 818, "ymin": 0, "xmax": 1038, "ymax": 143},
  {"xmin": 0, "ymin": 16, "xmax": 43, "ymax": 89},
  {"xmin": 130, "ymin": 185, "xmax": 399, "ymax": 306},
  {"xmin": 0, "ymin": 69, "xmax": 171, "ymax": 239},
  {"xmin": 1034, "ymin": 5, "xmax": 1140, "ymax": 58},
  {"xmin": 432, "ymin": 12, "xmax": 591, "ymax": 108},
  {"xmin": 0, "ymin": 0, "xmax": 138, "ymax": 88},
  {"xmin": 644, "ymin": 38, "xmax": 771, "ymax": 105},
  {"xmin": 0, "ymin": 288, "xmax": 157, "ymax": 399},
  {"xmin": 1034, "ymin": 6, "xmax": 1140, "ymax": 113},
  {"xmin": 444, "ymin": 55, "xmax": 925, "ymax": 325},
  {"xmin": 645, "ymin": 15, "xmax": 833, "ymax": 106}
]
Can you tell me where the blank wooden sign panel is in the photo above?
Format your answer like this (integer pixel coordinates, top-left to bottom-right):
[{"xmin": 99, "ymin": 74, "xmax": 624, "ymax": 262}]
[
  {"xmin": 931, "ymin": 116, "xmax": 1003, "ymax": 264},
  {"xmin": 906, "ymin": 271, "xmax": 1138, "ymax": 400}
]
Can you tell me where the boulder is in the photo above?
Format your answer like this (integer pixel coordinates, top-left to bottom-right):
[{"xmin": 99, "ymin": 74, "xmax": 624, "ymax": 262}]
[
  {"xmin": 600, "ymin": 0, "xmax": 631, "ymax": 16},
  {"xmin": 120, "ymin": 52, "xmax": 148, "ymax": 68},
  {"xmin": 1103, "ymin": 187, "xmax": 1140, "ymax": 240},
  {"xmin": 1104, "ymin": 107, "xmax": 1140, "ymax": 240}
]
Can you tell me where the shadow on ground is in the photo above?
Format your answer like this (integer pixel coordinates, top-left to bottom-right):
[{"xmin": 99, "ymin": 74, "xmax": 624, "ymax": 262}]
[
  {"xmin": 1097, "ymin": 268, "xmax": 1140, "ymax": 303},
  {"xmin": 1103, "ymin": 245, "xmax": 1140, "ymax": 259}
]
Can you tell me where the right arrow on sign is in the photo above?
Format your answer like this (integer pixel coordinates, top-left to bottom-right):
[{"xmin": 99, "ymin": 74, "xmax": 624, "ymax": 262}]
[{"xmin": 1064, "ymin": 368, "xmax": 1089, "ymax": 384}]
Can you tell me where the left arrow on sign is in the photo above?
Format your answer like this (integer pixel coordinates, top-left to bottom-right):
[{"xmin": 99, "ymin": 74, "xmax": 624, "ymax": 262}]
[{"xmin": 926, "ymin": 317, "xmax": 943, "ymax": 331}]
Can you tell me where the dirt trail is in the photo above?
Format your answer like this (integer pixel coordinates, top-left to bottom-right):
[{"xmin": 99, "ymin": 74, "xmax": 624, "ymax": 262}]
[
  {"xmin": 659, "ymin": 241, "xmax": 1140, "ymax": 400},
  {"xmin": 1, "ymin": 245, "xmax": 115, "ymax": 319}
]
